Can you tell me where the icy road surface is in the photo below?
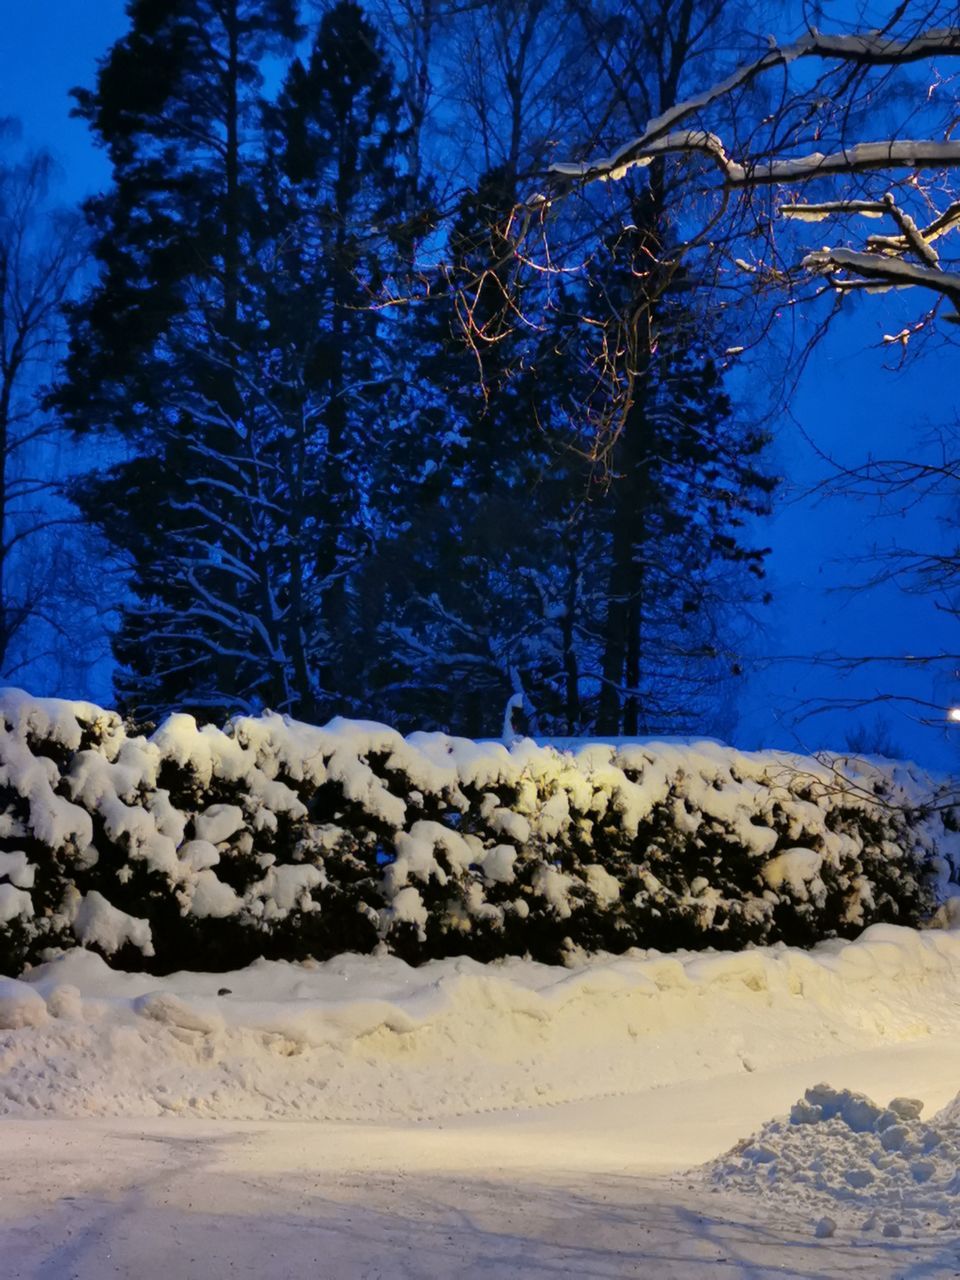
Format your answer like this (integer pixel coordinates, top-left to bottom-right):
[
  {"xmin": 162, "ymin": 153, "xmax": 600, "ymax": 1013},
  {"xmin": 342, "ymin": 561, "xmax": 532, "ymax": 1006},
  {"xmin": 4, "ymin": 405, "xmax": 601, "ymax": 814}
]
[{"xmin": 5, "ymin": 1044, "xmax": 960, "ymax": 1277}]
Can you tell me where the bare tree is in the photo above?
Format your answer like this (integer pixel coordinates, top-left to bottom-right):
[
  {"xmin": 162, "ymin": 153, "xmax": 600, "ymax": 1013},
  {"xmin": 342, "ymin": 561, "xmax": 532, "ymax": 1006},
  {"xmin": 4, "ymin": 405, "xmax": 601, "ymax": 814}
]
[
  {"xmin": 539, "ymin": 11, "xmax": 960, "ymax": 328},
  {"xmin": 0, "ymin": 128, "xmax": 92, "ymax": 683},
  {"xmin": 521, "ymin": 6, "xmax": 960, "ymax": 733}
]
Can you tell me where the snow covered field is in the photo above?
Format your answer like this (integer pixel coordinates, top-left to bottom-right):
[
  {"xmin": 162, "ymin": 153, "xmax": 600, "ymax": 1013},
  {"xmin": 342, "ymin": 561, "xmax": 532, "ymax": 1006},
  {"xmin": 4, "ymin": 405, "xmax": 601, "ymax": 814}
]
[{"xmin": 4, "ymin": 923, "xmax": 960, "ymax": 1276}]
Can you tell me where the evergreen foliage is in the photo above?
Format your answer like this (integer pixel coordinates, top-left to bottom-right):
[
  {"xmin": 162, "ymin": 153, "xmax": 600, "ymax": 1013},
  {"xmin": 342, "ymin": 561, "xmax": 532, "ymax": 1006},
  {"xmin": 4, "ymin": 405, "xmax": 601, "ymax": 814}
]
[
  {"xmin": 0, "ymin": 693, "xmax": 954, "ymax": 976},
  {"xmin": 55, "ymin": 0, "xmax": 776, "ymax": 743}
]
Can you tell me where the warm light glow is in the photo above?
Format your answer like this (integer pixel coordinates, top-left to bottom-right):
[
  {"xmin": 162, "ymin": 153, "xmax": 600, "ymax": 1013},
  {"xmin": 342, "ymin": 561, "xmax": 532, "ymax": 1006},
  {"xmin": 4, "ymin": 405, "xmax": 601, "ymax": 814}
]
[{"xmin": 948, "ymin": 707, "xmax": 960, "ymax": 723}]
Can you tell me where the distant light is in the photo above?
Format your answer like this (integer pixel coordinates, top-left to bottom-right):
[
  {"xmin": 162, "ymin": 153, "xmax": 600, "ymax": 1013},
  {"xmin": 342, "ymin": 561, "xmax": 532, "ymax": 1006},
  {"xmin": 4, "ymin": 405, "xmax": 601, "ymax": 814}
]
[{"xmin": 948, "ymin": 707, "xmax": 960, "ymax": 723}]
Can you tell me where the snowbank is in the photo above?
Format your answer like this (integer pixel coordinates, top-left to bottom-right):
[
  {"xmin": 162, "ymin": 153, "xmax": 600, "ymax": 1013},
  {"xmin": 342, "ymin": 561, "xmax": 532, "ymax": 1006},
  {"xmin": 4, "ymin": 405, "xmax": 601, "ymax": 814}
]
[
  {"xmin": 2, "ymin": 922, "xmax": 960, "ymax": 1124},
  {"xmin": 707, "ymin": 1080, "xmax": 960, "ymax": 1236},
  {"xmin": 0, "ymin": 688, "xmax": 956, "ymax": 972}
]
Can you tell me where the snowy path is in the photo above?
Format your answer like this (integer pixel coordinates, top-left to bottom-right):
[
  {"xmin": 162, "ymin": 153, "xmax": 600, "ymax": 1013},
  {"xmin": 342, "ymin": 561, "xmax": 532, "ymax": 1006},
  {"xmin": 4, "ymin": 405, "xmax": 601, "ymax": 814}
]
[{"xmin": 5, "ymin": 1036, "xmax": 960, "ymax": 1279}]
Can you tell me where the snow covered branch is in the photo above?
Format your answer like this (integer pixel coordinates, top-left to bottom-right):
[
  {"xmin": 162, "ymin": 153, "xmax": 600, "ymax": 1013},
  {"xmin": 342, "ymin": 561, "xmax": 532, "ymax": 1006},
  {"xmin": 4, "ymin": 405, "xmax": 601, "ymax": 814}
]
[
  {"xmin": 542, "ymin": 19, "xmax": 960, "ymax": 319},
  {"xmin": 550, "ymin": 27, "xmax": 960, "ymax": 188},
  {"xmin": 801, "ymin": 247, "xmax": 960, "ymax": 305},
  {"xmin": 554, "ymin": 136, "xmax": 960, "ymax": 189}
]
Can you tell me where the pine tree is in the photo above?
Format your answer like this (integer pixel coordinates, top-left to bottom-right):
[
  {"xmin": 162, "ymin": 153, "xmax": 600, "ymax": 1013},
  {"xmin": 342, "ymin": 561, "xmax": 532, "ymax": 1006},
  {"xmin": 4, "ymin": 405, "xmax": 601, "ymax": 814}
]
[
  {"xmin": 58, "ymin": 0, "xmax": 301, "ymax": 721},
  {"xmin": 261, "ymin": 0, "xmax": 418, "ymax": 716},
  {"xmin": 58, "ymin": 0, "xmax": 421, "ymax": 724}
]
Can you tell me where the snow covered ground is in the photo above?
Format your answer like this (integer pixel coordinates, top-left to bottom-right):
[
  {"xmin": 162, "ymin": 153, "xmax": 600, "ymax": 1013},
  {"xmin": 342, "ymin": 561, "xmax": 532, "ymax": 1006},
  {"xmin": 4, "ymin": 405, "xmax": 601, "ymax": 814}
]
[{"xmin": 4, "ymin": 923, "xmax": 960, "ymax": 1275}]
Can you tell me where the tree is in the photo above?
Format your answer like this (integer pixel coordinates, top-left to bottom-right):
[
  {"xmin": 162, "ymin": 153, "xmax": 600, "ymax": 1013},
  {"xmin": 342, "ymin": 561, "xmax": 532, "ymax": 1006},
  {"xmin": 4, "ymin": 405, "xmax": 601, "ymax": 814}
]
[
  {"xmin": 357, "ymin": 0, "xmax": 777, "ymax": 738},
  {"xmin": 58, "ymin": 0, "xmax": 778, "ymax": 737},
  {"xmin": 540, "ymin": 11, "xmax": 960, "ymax": 335},
  {"xmin": 61, "ymin": 1, "xmax": 384, "ymax": 721},
  {"xmin": 59, "ymin": 0, "xmax": 436, "ymax": 725},
  {"xmin": 583, "ymin": 243, "xmax": 775, "ymax": 737},
  {"xmin": 0, "ymin": 128, "xmax": 91, "ymax": 687},
  {"xmin": 541, "ymin": 0, "xmax": 778, "ymax": 736},
  {"xmin": 364, "ymin": 166, "xmax": 591, "ymax": 734},
  {"xmin": 529, "ymin": 5, "xmax": 960, "ymax": 729},
  {"xmin": 58, "ymin": 0, "xmax": 303, "ymax": 722},
  {"xmin": 259, "ymin": 0, "xmax": 422, "ymax": 717}
]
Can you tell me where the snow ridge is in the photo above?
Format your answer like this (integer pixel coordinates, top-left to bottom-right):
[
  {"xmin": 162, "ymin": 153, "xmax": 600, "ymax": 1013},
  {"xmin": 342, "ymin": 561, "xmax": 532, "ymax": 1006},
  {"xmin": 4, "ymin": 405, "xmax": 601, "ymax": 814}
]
[{"xmin": 1, "ymin": 923, "xmax": 960, "ymax": 1123}]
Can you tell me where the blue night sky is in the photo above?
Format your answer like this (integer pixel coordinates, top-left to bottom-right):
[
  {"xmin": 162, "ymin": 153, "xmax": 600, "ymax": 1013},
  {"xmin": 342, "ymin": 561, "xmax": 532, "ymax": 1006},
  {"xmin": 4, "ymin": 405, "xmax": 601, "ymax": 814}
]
[
  {"xmin": 1, "ymin": 2, "xmax": 123, "ymax": 198},
  {"xmin": 3, "ymin": 2, "xmax": 957, "ymax": 767}
]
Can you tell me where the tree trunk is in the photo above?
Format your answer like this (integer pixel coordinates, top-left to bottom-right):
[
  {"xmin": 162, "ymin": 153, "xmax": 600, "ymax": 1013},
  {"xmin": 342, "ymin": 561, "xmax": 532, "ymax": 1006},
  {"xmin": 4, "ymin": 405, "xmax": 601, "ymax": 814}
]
[
  {"xmin": 561, "ymin": 542, "xmax": 581, "ymax": 733},
  {"xmin": 597, "ymin": 371, "xmax": 649, "ymax": 737},
  {"xmin": 623, "ymin": 584, "xmax": 642, "ymax": 735},
  {"xmin": 223, "ymin": 1, "xmax": 240, "ymax": 332}
]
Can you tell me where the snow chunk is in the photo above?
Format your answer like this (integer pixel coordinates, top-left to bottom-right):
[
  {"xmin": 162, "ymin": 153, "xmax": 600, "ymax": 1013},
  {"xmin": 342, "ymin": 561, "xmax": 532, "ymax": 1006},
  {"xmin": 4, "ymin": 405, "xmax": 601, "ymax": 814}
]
[
  {"xmin": 177, "ymin": 840, "xmax": 221, "ymax": 873},
  {"xmin": 707, "ymin": 1082, "xmax": 960, "ymax": 1234},
  {"xmin": 45, "ymin": 984, "xmax": 83, "ymax": 1020},
  {"xmin": 0, "ymin": 851, "xmax": 34, "ymax": 889},
  {"xmin": 247, "ymin": 865, "xmax": 323, "ymax": 920},
  {"xmin": 762, "ymin": 849, "xmax": 826, "ymax": 903},
  {"xmin": 489, "ymin": 807, "xmax": 531, "ymax": 845},
  {"xmin": 0, "ymin": 883, "xmax": 33, "ymax": 923},
  {"xmin": 533, "ymin": 865, "xmax": 577, "ymax": 919},
  {"xmin": 136, "ymin": 991, "xmax": 224, "ymax": 1035},
  {"xmin": 187, "ymin": 870, "xmax": 242, "ymax": 920},
  {"xmin": 478, "ymin": 844, "xmax": 517, "ymax": 884},
  {"xmin": 0, "ymin": 978, "xmax": 47, "ymax": 1029},
  {"xmin": 585, "ymin": 864, "xmax": 621, "ymax": 906},
  {"xmin": 382, "ymin": 885, "xmax": 428, "ymax": 935},
  {"xmin": 194, "ymin": 804, "xmax": 244, "ymax": 845},
  {"xmin": 72, "ymin": 891, "xmax": 154, "ymax": 957}
]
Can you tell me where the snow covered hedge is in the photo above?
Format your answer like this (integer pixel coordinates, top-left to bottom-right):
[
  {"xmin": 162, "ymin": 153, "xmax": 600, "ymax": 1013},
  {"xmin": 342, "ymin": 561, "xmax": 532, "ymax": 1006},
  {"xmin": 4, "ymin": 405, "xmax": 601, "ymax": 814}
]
[{"xmin": 0, "ymin": 689, "xmax": 956, "ymax": 975}]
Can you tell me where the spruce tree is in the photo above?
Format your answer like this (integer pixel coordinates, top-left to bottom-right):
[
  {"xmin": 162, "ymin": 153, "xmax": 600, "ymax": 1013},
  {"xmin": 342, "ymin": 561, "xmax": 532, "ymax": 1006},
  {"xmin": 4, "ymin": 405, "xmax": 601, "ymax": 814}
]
[
  {"xmin": 262, "ymin": 0, "xmax": 417, "ymax": 715},
  {"xmin": 58, "ymin": 0, "xmax": 301, "ymax": 721},
  {"xmin": 360, "ymin": 168, "xmax": 588, "ymax": 734},
  {"xmin": 58, "ymin": 0, "xmax": 418, "ymax": 724},
  {"xmin": 584, "ymin": 192, "xmax": 776, "ymax": 738}
]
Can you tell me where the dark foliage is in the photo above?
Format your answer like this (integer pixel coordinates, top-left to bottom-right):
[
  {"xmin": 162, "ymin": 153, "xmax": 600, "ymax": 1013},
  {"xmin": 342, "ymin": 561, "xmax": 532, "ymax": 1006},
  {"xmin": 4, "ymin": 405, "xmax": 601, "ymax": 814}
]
[{"xmin": 0, "ymin": 696, "xmax": 953, "ymax": 976}]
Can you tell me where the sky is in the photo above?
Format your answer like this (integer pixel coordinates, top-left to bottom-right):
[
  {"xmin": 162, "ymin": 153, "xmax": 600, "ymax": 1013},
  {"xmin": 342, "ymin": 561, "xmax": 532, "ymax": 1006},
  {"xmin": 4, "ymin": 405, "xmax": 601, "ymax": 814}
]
[
  {"xmin": 2, "ymin": 1, "xmax": 958, "ymax": 768},
  {"xmin": 739, "ymin": 309, "xmax": 960, "ymax": 767},
  {"xmin": 0, "ymin": 1, "xmax": 122, "ymax": 198}
]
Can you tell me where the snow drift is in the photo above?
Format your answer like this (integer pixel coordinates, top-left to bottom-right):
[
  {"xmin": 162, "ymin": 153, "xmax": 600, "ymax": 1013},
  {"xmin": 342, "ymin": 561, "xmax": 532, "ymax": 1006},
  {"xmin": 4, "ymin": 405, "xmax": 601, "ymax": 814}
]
[
  {"xmin": 2, "ymin": 920, "xmax": 960, "ymax": 1124},
  {"xmin": 0, "ymin": 689, "xmax": 956, "ymax": 973}
]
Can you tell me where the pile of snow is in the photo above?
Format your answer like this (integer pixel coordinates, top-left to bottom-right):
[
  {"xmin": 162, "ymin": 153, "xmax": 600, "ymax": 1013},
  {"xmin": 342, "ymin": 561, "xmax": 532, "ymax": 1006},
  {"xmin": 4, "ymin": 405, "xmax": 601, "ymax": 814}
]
[
  {"xmin": 0, "ymin": 688, "xmax": 956, "ymax": 973},
  {"xmin": 1, "ymin": 921, "xmax": 960, "ymax": 1124},
  {"xmin": 707, "ymin": 1081, "xmax": 960, "ymax": 1236}
]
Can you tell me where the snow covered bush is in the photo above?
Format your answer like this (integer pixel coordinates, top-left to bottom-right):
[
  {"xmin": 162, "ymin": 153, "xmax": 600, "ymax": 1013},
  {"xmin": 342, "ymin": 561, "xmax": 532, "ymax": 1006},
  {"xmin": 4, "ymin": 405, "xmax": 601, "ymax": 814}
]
[{"xmin": 0, "ymin": 689, "xmax": 956, "ymax": 975}]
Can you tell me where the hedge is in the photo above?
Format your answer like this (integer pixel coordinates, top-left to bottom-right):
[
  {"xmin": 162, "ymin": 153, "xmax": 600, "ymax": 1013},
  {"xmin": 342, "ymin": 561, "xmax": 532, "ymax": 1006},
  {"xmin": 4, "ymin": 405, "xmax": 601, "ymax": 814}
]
[{"xmin": 0, "ymin": 689, "xmax": 956, "ymax": 974}]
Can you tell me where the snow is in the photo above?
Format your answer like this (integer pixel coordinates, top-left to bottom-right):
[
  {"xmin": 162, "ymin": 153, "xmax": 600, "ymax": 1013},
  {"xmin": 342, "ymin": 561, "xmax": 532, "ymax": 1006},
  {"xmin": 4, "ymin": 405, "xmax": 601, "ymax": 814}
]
[
  {"xmin": 0, "ymin": 921, "xmax": 959, "ymax": 1126},
  {"xmin": 0, "ymin": 976, "xmax": 47, "ymax": 1028},
  {"xmin": 550, "ymin": 28, "xmax": 960, "ymax": 191},
  {"xmin": 4, "ymin": 691, "xmax": 960, "ymax": 1271},
  {"xmin": 0, "ymin": 882, "xmax": 33, "ymax": 923},
  {"xmin": 1, "ymin": 924, "xmax": 960, "ymax": 1271},
  {"xmin": 383, "ymin": 883, "xmax": 429, "ymax": 933},
  {"xmin": 803, "ymin": 246, "xmax": 960, "ymax": 297},
  {"xmin": 193, "ymin": 802, "xmax": 244, "ymax": 845},
  {"xmin": 0, "ymin": 849, "xmax": 34, "ymax": 888},
  {"xmin": 4, "ymin": 1115, "xmax": 956, "ymax": 1280},
  {"xmin": 184, "ymin": 868, "xmax": 242, "ymax": 918},
  {"xmin": 762, "ymin": 847, "xmax": 827, "ymax": 902},
  {"xmin": 247, "ymin": 863, "xmax": 323, "ymax": 919},
  {"xmin": 707, "ymin": 1081, "xmax": 960, "ymax": 1235},
  {"xmin": 70, "ymin": 889, "xmax": 154, "ymax": 958}
]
